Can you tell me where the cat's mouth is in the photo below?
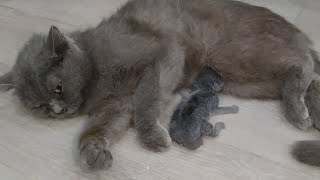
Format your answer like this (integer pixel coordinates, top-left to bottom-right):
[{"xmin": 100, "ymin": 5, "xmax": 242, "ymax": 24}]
[
  {"xmin": 48, "ymin": 110, "xmax": 78, "ymax": 118},
  {"xmin": 46, "ymin": 98, "xmax": 82, "ymax": 119},
  {"xmin": 48, "ymin": 105, "xmax": 80, "ymax": 119}
]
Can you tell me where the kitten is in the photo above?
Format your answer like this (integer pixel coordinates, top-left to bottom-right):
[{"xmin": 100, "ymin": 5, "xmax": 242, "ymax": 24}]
[
  {"xmin": 0, "ymin": 0, "xmax": 320, "ymax": 170},
  {"xmin": 170, "ymin": 68, "xmax": 238, "ymax": 149}
]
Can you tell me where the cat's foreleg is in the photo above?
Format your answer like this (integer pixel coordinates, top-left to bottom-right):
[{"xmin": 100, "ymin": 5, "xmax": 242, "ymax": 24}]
[
  {"xmin": 79, "ymin": 98, "xmax": 131, "ymax": 170},
  {"xmin": 133, "ymin": 66, "xmax": 172, "ymax": 152}
]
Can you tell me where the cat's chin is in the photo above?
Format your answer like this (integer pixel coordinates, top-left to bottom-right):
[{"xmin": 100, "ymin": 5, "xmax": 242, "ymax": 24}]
[{"xmin": 48, "ymin": 112, "xmax": 79, "ymax": 119}]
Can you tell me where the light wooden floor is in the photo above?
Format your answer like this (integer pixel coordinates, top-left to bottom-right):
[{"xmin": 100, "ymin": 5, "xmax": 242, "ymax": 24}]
[{"xmin": 0, "ymin": 0, "xmax": 320, "ymax": 179}]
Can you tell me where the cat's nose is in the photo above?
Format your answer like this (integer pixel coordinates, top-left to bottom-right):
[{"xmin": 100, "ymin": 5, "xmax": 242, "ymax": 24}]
[{"xmin": 61, "ymin": 107, "xmax": 68, "ymax": 113}]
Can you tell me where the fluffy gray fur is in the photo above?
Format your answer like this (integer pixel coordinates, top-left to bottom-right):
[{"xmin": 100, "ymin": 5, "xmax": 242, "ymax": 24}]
[
  {"xmin": 291, "ymin": 141, "xmax": 320, "ymax": 167},
  {"xmin": 0, "ymin": 0, "xmax": 320, "ymax": 170},
  {"xmin": 170, "ymin": 68, "xmax": 238, "ymax": 149}
]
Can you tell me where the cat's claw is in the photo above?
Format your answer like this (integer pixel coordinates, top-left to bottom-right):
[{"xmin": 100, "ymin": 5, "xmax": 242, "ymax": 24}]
[
  {"xmin": 140, "ymin": 123, "xmax": 171, "ymax": 152},
  {"xmin": 79, "ymin": 136, "xmax": 112, "ymax": 171}
]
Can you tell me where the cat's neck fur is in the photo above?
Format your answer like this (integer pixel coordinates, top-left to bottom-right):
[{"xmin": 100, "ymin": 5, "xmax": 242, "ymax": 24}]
[
  {"xmin": 66, "ymin": 30, "xmax": 101, "ymax": 114},
  {"xmin": 68, "ymin": 20, "xmax": 139, "ymax": 113}
]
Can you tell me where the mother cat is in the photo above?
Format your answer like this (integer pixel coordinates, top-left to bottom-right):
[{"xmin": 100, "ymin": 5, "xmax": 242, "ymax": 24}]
[{"xmin": 1, "ymin": 0, "xmax": 320, "ymax": 169}]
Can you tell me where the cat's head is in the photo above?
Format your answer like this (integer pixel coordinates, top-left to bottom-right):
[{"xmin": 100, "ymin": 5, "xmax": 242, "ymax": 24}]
[{"xmin": 0, "ymin": 26, "xmax": 92, "ymax": 118}]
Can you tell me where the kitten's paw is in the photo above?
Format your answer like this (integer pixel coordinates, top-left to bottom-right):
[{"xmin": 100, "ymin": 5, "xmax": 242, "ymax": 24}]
[
  {"xmin": 140, "ymin": 123, "xmax": 171, "ymax": 152},
  {"xmin": 79, "ymin": 136, "xmax": 112, "ymax": 171},
  {"xmin": 211, "ymin": 122, "xmax": 225, "ymax": 137},
  {"xmin": 230, "ymin": 105, "xmax": 239, "ymax": 114},
  {"xmin": 184, "ymin": 138, "xmax": 203, "ymax": 150}
]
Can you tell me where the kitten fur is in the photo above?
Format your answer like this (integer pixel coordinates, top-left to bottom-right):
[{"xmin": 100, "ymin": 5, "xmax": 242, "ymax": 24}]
[
  {"xmin": 170, "ymin": 68, "xmax": 238, "ymax": 149},
  {"xmin": 0, "ymin": 0, "xmax": 320, "ymax": 170}
]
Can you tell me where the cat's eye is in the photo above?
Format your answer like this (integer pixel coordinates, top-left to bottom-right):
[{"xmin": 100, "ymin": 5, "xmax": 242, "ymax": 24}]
[
  {"xmin": 53, "ymin": 83, "xmax": 63, "ymax": 95},
  {"xmin": 32, "ymin": 102, "xmax": 46, "ymax": 109}
]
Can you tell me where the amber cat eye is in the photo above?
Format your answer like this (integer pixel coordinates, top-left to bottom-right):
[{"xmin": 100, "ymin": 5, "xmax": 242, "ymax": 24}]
[
  {"xmin": 32, "ymin": 102, "xmax": 46, "ymax": 109},
  {"xmin": 54, "ymin": 83, "xmax": 63, "ymax": 94}
]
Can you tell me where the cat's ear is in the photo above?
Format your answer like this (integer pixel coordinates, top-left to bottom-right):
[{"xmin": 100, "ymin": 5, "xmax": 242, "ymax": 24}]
[
  {"xmin": 0, "ymin": 71, "xmax": 14, "ymax": 91},
  {"xmin": 46, "ymin": 25, "xmax": 68, "ymax": 57}
]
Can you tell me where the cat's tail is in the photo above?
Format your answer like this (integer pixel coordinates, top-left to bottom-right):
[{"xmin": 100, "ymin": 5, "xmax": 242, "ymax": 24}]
[{"xmin": 291, "ymin": 141, "xmax": 320, "ymax": 167}]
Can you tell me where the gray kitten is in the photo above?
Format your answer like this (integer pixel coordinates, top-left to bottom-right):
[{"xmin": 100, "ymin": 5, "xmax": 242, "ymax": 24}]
[
  {"xmin": 1, "ymin": 0, "xmax": 320, "ymax": 170},
  {"xmin": 170, "ymin": 68, "xmax": 238, "ymax": 149}
]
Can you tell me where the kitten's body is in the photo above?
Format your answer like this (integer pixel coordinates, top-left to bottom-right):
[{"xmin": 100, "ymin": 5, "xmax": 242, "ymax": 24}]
[
  {"xmin": 1, "ymin": 0, "xmax": 320, "ymax": 169},
  {"xmin": 170, "ymin": 69, "xmax": 238, "ymax": 149}
]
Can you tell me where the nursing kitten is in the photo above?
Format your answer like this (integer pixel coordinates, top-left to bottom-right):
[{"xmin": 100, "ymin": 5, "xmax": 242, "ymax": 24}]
[
  {"xmin": 1, "ymin": 0, "xmax": 320, "ymax": 170},
  {"xmin": 170, "ymin": 68, "xmax": 238, "ymax": 149}
]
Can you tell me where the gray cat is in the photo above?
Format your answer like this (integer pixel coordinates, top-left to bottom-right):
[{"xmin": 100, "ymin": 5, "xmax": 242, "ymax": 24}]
[
  {"xmin": 1, "ymin": 0, "xmax": 320, "ymax": 170},
  {"xmin": 170, "ymin": 68, "xmax": 238, "ymax": 149}
]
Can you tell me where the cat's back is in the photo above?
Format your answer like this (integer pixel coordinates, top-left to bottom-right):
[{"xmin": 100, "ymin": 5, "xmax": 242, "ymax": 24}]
[
  {"xmin": 116, "ymin": 0, "xmax": 304, "ymax": 36},
  {"xmin": 103, "ymin": 0, "xmax": 307, "ymax": 48},
  {"xmin": 94, "ymin": 0, "xmax": 312, "ymax": 83}
]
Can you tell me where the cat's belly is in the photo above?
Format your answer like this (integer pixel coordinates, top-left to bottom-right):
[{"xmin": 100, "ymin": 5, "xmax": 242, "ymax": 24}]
[
  {"xmin": 206, "ymin": 49, "xmax": 288, "ymax": 83},
  {"xmin": 221, "ymin": 80, "xmax": 282, "ymax": 99}
]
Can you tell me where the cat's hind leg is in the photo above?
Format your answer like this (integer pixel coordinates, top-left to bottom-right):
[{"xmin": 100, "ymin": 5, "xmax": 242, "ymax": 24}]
[
  {"xmin": 305, "ymin": 75, "xmax": 320, "ymax": 130},
  {"xmin": 281, "ymin": 63, "xmax": 314, "ymax": 131}
]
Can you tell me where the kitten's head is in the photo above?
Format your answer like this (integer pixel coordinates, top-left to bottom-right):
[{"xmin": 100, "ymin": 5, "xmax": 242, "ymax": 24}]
[
  {"xmin": 193, "ymin": 68, "xmax": 223, "ymax": 91},
  {"xmin": 0, "ymin": 26, "xmax": 92, "ymax": 118}
]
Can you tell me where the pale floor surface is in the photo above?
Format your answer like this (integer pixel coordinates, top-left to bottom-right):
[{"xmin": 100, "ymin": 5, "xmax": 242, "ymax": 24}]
[{"xmin": 0, "ymin": 0, "xmax": 320, "ymax": 179}]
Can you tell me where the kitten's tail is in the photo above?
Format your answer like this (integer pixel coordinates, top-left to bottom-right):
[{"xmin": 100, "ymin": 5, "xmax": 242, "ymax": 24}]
[
  {"xmin": 291, "ymin": 141, "xmax": 320, "ymax": 167},
  {"xmin": 291, "ymin": 49, "xmax": 320, "ymax": 167}
]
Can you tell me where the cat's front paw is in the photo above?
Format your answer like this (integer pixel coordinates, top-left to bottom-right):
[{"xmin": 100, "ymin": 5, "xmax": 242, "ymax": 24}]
[
  {"xmin": 79, "ymin": 136, "xmax": 112, "ymax": 171},
  {"xmin": 140, "ymin": 123, "xmax": 171, "ymax": 152}
]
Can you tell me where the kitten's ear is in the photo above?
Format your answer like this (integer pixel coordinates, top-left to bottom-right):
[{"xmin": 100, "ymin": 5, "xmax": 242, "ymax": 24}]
[
  {"xmin": 47, "ymin": 25, "xmax": 68, "ymax": 57},
  {"xmin": 0, "ymin": 72, "xmax": 14, "ymax": 91}
]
